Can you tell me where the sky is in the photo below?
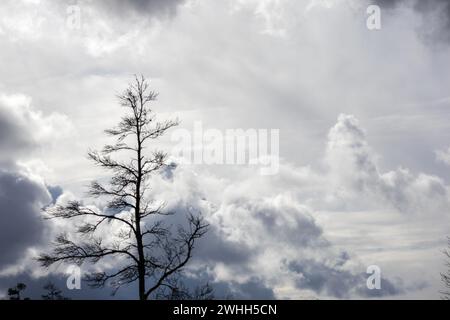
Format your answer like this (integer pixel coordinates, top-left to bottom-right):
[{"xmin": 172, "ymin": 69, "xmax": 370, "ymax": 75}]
[{"xmin": 1, "ymin": 0, "xmax": 450, "ymax": 299}]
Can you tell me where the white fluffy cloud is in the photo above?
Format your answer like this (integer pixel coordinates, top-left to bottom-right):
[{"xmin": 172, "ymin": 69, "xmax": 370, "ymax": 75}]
[{"xmin": 323, "ymin": 114, "xmax": 450, "ymax": 216}]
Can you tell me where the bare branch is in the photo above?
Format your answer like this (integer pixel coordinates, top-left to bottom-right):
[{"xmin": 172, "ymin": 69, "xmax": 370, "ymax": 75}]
[
  {"xmin": 38, "ymin": 234, "xmax": 139, "ymax": 267},
  {"xmin": 45, "ymin": 201, "xmax": 136, "ymax": 233}
]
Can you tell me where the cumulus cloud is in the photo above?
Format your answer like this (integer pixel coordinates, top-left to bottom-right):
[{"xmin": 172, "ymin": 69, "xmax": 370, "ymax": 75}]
[
  {"xmin": 124, "ymin": 120, "xmax": 419, "ymax": 299},
  {"xmin": 177, "ymin": 113, "xmax": 448, "ymax": 298},
  {"xmin": 325, "ymin": 114, "xmax": 378, "ymax": 192},
  {"xmin": 0, "ymin": 93, "xmax": 71, "ymax": 275},
  {"xmin": 322, "ymin": 114, "xmax": 450, "ymax": 216},
  {"xmin": 70, "ymin": 112, "xmax": 441, "ymax": 299},
  {"xmin": 97, "ymin": 172, "xmax": 367, "ymax": 299},
  {"xmin": 32, "ymin": 142, "xmax": 389, "ymax": 299}
]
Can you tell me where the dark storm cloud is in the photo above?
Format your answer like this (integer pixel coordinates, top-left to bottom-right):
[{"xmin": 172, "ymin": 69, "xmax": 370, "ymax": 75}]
[
  {"xmin": 372, "ymin": 0, "xmax": 450, "ymax": 42},
  {"xmin": 0, "ymin": 170, "xmax": 50, "ymax": 268}
]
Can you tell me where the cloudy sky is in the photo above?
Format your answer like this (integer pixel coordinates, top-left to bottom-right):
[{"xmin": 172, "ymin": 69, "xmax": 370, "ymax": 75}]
[{"xmin": 1, "ymin": 0, "xmax": 450, "ymax": 300}]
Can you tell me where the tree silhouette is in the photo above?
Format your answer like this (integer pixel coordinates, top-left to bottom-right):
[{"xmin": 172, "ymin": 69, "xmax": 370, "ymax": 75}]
[
  {"xmin": 441, "ymin": 237, "xmax": 450, "ymax": 299},
  {"xmin": 42, "ymin": 282, "xmax": 69, "ymax": 300},
  {"xmin": 38, "ymin": 76, "xmax": 208, "ymax": 300},
  {"xmin": 7, "ymin": 283, "xmax": 29, "ymax": 300}
]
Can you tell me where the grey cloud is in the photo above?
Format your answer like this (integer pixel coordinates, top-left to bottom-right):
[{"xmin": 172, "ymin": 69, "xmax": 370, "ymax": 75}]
[
  {"xmin": 372, "ymin": 0, "xmax": 450, "ymax": 43},
  {"xmin": 189, "ymin": 193, "xmax": 377, "ymax": 299},
  {"xmin": 150, "ymin": 203, "xmax": 257, "ymax": 267},
  {"xmin": 357, "ymin": 277, "xmax": 403, "ymax": 298},
  {"xmin": 0, "ymin": 105, "xmax": 35, "ymax": 161},
  {"xmin": 253, "ymin": 204, "xmax": 325, "ymax": 247},
  {"xmin": 0, "ymin": 170, "xmax": 50, "ymax": 269},
  {"xmin": 218, "ymin": 197, "xmax": 328, "ymax": 249},
  {"xmin": 85, "ymin": 0, "xmax": 186, "ymax": 19},
  {"xmin": 195, "ymin": 225, "xmax": 256, "ymax": 265},
  {"xmin": 228, "ymin": 277, "xmax": 275, "ymax": 300},
  {"xmin": 286, "ymin": 259, "xmax": 402, "ymax": 299}
]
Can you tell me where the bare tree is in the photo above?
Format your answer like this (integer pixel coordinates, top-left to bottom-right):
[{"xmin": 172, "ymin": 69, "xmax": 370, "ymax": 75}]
[
  {"xmin": 38, "ymin": 76, "xmax": 208, "ymax": 300},
  {"xmin": 441, "ymin": 237, "xmax": 450, "ymax": 299},
  {"xmin": 42, "ymin": 282, "xmax": 69, "ymax": 300}
]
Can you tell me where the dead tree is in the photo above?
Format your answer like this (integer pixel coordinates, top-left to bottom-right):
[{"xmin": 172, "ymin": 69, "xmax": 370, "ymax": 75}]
[
  {"xmin": 38, "ymin": 76, "xmax": 208, "ymax": 300},
  {"xmin": 442, "ymin": 237, "xmax": 450, "ymax": 299}
]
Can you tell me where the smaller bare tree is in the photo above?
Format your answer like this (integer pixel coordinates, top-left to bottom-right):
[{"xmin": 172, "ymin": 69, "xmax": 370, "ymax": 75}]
[
  {"xmin": 154, "ymin": 277, "xmax": 215, "ymax": 300},
  {"xmin": 42, "ymin": 282, "xmax": 69, "ymax": 300},
  {"xmin": 441, "ymin": 237, "xmax": 450, "ymax": 299}
]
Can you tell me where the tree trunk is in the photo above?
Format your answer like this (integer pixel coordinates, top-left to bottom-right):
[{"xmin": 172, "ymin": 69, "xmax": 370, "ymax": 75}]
[{"xmin": 135, "ymin": 116, "xmax": 146, "ymax": 300}]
